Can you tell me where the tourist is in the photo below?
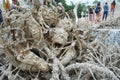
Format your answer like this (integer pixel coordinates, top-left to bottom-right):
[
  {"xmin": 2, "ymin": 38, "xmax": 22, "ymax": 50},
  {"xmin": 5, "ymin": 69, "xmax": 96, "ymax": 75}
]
[
  {"xmin": 95, "ymin": 2, "xmax": 102, "ymax": 22},
  {"xmin": 57, "ymin": 2, "xmax": 65, "ymax": 13},
  {"xmin": 92, "ymin": 6, "xmax": 95, "ymax": 21},
  {"xmin": 0, "ymin": 8, "xmax": 3, "ymax": 25},
  {"xmin": 57, "ymin": 2, "xmax": 65, "ymax": 18},
  {"xmin": 111, "ymin": 0, "xmax": 116, "ymax": 16},
  {"xmin": 28, "ymin": 0, "xmax": 33, "ymax": 8},
  {"xmin": 102, "ymin": 2, "xmax": 109, "ymax": 21},
  {"xmin": 10, "ymin": 0, "xmax": 20, "ymax": 11},
  {"xmin": 3, "ymin": 0, "xmax": 10, "ymax": 12},
  {"xmin": 89, "ymin": 6, "xmax": 94, "ymax": 22},
  {"xmin": 44, "ymin": 0, "xmax": 51, "ymax": 6}
]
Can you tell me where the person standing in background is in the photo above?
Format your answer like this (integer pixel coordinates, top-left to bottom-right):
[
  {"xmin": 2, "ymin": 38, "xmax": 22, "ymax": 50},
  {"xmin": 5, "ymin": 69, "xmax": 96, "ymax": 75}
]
[
  {"xmin": 102, "ymin": 2, "xmax": 109, "ymax": 21},
  {"xmin": 95, "ymin": 2, "xmax": 102, "ymax": 22},
  {"xmin": 3, "ymin": 0, "xmax": 10, "ymax": 12},
  {"xmin": 10, "ymin": 0, "xmax": 20, "ymax": 11},
  {"xmin": 57, "ymin": 2, "xmax": 65, "ymax": 13},
  {"xmin": 92, "ymin": 6, "xmax": 95, "ymax": 22},
  {"xmin": 27, "ymin": 0, "xmax": 33, "ymax": 8},
  {"xmin": 44, "ymin": 0, "xmax": 51, "ymax": 6},
  {"xmin": 57, "ymin": 2, "xmax": 65, "ymax": 18},
  {"xmin": 0, "ymin": 8, "xmax": 3, "ymax": 25},
  {"xmin": 111, "ymin": 0, "xmax": 116, "ymax": 16},
  {"xmin": 89, "ymin": 6, "xmax": 94, "ymax": 22}
]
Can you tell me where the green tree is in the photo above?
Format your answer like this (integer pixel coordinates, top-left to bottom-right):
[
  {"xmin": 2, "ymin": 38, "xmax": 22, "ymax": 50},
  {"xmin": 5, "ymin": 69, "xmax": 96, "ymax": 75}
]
[
  {"xmin": 60, "ymin": 0, "xmax": 74, "ymax": 12},
  {"xmin": 60, "ymin": 0, "xmax": 88, "ymax": 18},
  {"xmin": 93, "ymin": 0, "xmax": 98, "ymax": 4},
  {"xmin": 77, "ymin": 3, "xmax": 87, "ymax": 18}
]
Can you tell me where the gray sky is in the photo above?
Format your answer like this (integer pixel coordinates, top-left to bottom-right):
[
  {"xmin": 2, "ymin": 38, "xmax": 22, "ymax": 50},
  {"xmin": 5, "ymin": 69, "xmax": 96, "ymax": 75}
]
[
  {"xmin": 66, "ymin": 0, "xmax": 96, "ymax": 5},
  {"xmin": 0, "ymin": 0, "xmax": 103, "ymax": 6},
  {"xmin": 0, "ymin": 0, "xmax": 96, "ymax": 4}
]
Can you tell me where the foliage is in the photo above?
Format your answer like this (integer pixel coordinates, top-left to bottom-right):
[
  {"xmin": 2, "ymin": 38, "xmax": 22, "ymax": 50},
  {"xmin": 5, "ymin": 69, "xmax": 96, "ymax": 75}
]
[
  {"xmin": 60, "ymin": 0, "xmax": 93, "ymax": 18},
  {"xmin": 77, "ymin": 3, "xmax": 88, "ymax": 18},
  {"xmin": 93, "ymin": 0, "xmax": 99, "ymax": 4},
  {"xmin": 60, "ymin": 0, "xmax": 75, "ymax": 12}
]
